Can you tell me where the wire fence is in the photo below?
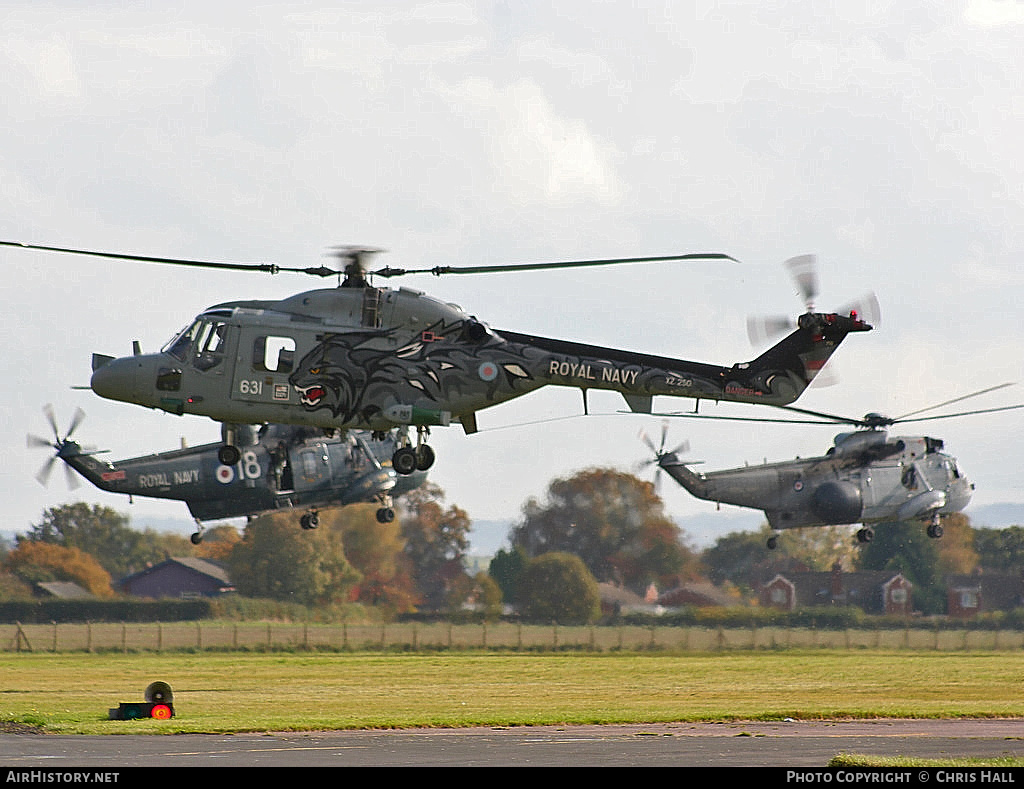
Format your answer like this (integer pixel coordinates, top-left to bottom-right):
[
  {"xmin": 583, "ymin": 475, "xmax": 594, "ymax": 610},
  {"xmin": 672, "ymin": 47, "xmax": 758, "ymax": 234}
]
[{"xmin": 4, "ymin": 621, "xmax": 1024, "ymax": 653}]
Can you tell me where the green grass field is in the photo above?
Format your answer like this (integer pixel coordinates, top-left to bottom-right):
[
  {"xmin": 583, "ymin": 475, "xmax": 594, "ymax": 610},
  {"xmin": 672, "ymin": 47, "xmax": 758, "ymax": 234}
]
[{"xmin": 2, "ymin": 650, "xmax": 1023, "ymax": 735}]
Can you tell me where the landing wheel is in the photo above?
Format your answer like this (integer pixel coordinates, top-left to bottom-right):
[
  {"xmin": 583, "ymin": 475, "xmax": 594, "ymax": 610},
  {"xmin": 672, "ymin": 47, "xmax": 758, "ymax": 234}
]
[
  {"xmin": 218, "ymin": 445, "xmax": 241, "ymax": 465},
  {"xmin": 300, "ymin": 512, "xmax": 319, "ymax": 530},
  {"xmin": 766, "ymin": 535, "xmax": 778, "ymax": 550},
  {"xmin": 927, "ymin": 523, "xmax": 944, "ymax": 539},
  {"xmin": 857, "ymin": 527, "xmax": 874, "ymax": 543},
  {"xmin": 415, "ymin": 444, "xmax": 436, "ymax": 471},
  {"xmin": 392, "ymin": 446, "xmax": 418, "ymax": 475},
  {"xmin": 376, "ymin": 507, "xmax": 395, "ymax": 524},
  {"xmin": 190, "ymin": 532, "xmax": 203, "ymax": 545}
]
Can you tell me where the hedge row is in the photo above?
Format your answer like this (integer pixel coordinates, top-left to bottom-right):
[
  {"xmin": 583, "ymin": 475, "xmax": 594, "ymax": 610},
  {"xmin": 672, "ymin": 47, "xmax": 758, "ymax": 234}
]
[{"xmin": 0, "ymin": 599, "xmax": 212, "ymax": 623}]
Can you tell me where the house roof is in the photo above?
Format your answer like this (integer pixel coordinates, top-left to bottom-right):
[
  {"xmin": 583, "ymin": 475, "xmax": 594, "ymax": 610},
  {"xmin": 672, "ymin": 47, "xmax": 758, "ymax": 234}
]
[
  {"xmin": 658, "ymin": 582, "xmax": 736, "ymax": 608},
  {"xmin": 118, "ymin": 557, "xmax": 231, "ymax": 587},
  {"xmin": 597, "ymin": 582, "xmax": 646, "ymax": 606},
  {"xmin": 36, "ymin": 581, "xmax": 93, "ymax": 599}
]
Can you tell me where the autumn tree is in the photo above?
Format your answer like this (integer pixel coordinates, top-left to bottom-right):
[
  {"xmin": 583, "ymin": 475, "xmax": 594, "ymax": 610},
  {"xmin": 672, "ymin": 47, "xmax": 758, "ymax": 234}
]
[
  {"xmin": 321, "ymin": 504, "xmax": 417, "ymax": 615},
  {"xmin": 398, "ymin": 483, "xmax": 473, "ymax": 612},
  {"xmin": 974, "ymin": 524, "xmax": 1024, "ymax": 571},
  {"xmin": 518, "ymin": 552, "xmax": 601, "ymax": 624},
  {"xmin": 471, "ymin": 572, "xmax": 504, "ymax": 620},
  {"xmin": 855, "ymin": 520, "xmax": 944, "ymax": 614},
  {"xmin": 5, "ymin": 541, "xmax": 114, "ymax": 597},
  {"xmin": 193, "ymin": 524, "xmax": 242, "ymax": 563},
  {"xmin": 509, "ymin": 468, "xmax": 698, "ymax": 594},
  {"xmin": 932, "ymin": 512, "xmax": 978, "ymax": 577},
  {"xmin": 226, "ymin": 511, "xmax": 360, "ymax": 605},
  {"xmin": 21, "ymin": 503, "xmax": 177, "ymax": 579}
]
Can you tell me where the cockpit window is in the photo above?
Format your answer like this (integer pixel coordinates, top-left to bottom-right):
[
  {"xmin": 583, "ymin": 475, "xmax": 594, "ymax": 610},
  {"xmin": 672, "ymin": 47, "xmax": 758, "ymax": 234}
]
[
  {"xmin": 163, "ymin": 321, "xmax": 200, "ymax": 361},
  {"xmin": 163, "ymin": 318, "xmax": 229, "ymax": 370}
]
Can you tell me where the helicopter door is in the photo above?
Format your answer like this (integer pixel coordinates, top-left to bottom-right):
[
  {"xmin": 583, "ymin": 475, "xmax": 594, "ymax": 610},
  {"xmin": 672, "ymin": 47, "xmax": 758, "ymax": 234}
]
[
  {"xmin": 296, "ymin": 443, "xmax": 330, "ymax": 489},
  {"xmin": 232, "ymin": 330, "xmax": 297, "ymax": 406}
]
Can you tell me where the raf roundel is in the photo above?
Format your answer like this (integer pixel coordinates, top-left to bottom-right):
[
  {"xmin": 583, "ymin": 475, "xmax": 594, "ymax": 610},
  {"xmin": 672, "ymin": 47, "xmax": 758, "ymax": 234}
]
[
  {"xmin": 478, "ymin": 361, "xmax": 499, "ymax": 382},
  {"xmin": 216, "ymin": 465, "xmax": 235, "ymax": 484}
]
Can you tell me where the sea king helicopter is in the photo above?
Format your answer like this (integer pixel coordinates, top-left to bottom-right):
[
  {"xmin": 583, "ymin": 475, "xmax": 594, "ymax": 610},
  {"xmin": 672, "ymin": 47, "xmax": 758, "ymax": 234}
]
[
  {"xmin": 28, "ymin": 405, "xmax": 428, "ymax": 544},
  {"xmin": 3, "ymin": 241, "xmax": 874, "ymax": 474},
  {"xmin": 641, "ymin": 384, "xmax": 1024, "ymax": 550}
]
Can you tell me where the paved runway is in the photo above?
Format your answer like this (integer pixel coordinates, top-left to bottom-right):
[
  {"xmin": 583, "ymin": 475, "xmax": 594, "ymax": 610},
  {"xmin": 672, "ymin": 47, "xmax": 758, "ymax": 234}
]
[{"xmin": 2, "ymin": 719, "xmax": 1022, "ymax": 767}]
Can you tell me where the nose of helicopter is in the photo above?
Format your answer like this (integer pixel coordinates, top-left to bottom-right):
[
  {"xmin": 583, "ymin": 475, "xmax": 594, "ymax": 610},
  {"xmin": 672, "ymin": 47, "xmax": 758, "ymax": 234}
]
[
  {"xmin": 947, "ymin": 475, "xmax": 974, "ymax": 513},
  {"xmin": 90, "ymin": 354, "xmax": 143, "ymax": 403}
]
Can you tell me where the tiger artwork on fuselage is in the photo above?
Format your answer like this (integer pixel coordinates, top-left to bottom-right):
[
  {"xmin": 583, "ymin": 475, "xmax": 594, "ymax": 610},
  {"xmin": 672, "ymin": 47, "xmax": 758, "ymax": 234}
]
[{"xmin": 288, "ymin": 319, "xmax": 537, "ymax": 426}]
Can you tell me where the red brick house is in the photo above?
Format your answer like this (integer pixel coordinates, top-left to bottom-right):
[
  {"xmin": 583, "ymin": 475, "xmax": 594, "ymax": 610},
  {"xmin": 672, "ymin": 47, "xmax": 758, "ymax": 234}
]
[
  {"xmin": 945, "ymin": 570, "xmax": 1024, "ymax": 618},
  {"xmin": 760, "ymin": 563, "xmax": 912, "ymax": 615}
]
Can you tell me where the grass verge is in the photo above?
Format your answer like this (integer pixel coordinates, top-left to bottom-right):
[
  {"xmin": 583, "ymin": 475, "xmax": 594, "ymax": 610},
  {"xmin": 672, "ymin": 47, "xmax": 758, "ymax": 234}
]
[{"xmin": 1, "ymin": 649, "xmax": 1023, "ymax": 736}]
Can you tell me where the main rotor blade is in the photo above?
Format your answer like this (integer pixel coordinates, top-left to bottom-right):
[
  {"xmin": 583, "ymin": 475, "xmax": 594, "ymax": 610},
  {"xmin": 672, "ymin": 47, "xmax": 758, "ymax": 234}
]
[
  {"xmin": 371, "ymin": 252, "xmax": 738, "ymax": 278},
  {"xmin": 4, "ymin": 240, "xmax": 738, "ymax": 280},
  {"xmin": 891, "ymin": 403, "xmax": 1024, "ymax": 425},
  {"xmin": 0, "ymin": 240, "xmax": 339, "ymax": 277},
  {"xmin": 650, "ymin": 410, "xmax": 850, "ymax": 425},
  {"xmin": 892, "ymin": 383, "xmax": 1016, "ymax": 422}
]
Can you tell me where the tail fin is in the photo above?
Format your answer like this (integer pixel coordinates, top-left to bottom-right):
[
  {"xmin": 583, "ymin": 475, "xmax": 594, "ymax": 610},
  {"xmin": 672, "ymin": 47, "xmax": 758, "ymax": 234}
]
[{"xmin": 741, "ymin": 311, "xmax": 872, "ymax": 405}]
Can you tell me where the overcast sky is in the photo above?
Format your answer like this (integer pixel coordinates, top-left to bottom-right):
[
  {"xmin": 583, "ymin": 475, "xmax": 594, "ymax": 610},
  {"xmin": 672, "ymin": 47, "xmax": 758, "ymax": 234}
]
[{"xmin": 2, "ymin": 1, "xmax": 1023, "ymax": 549}]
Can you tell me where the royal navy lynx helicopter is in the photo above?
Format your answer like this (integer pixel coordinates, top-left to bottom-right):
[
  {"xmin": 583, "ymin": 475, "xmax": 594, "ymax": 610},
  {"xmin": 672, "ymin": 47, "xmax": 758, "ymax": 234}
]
[
  {"xmin": 641, "ymin": 385, "xmax": 1024, "ymax": 550},
  {"xmin": 28, "ymin": 405, "xmax": 427, "ymax": 544},
  {"xmin": 3, "ymin": 241, "xmax": 873, "ymax": 474}
]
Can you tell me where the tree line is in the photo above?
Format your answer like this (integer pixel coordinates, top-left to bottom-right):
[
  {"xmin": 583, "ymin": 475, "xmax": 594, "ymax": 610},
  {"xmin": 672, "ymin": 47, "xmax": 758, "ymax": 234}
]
[{"xmin": 3, "ymin": 468, "xmax": 1023, "ymax": 622}]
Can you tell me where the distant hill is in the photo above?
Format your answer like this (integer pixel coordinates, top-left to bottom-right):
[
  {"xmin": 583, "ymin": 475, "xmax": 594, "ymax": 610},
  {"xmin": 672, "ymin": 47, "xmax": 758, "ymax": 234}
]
[{"xmin": 965, "ymin": 502, "xmax": 1024, "ymax": 529}]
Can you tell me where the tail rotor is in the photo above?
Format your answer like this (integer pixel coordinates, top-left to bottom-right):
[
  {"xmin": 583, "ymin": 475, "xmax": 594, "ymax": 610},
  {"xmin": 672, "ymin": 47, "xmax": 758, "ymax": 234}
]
[
  {"xmin": 637, "ymin": 421, "xmax": 690, "ymax": 491},
  {"xmin": 746, "ymin": 254, "xmax": 880, "ymax": 387},
  {"xmin": 27, "ymin": 404, "xmax": 87, "ymax": 490}
]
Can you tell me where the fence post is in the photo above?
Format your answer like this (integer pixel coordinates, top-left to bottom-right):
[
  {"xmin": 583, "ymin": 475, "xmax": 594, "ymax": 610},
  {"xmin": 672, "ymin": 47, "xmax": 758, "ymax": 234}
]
[
  {"xmin": 14, "ymin": 622, "xmax": 32, "ymax": 653},
  {"xmin": 51, "ymin": 621, "xmax": 57, "ymax": 653}
]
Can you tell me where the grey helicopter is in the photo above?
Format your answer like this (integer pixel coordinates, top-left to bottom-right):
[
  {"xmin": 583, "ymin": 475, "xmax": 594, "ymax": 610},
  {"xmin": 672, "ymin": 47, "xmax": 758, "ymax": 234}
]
[
  {"xmin": 28, "ymin": 405, "xmax": 428, "ymax": 544},
  {"xmin": 3, "ymin": 241, "xmax": 873, "ymax": 475},
  {"xmin": 640, "ymin": 384, "xmax": 1024, "ymax": 550}
]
